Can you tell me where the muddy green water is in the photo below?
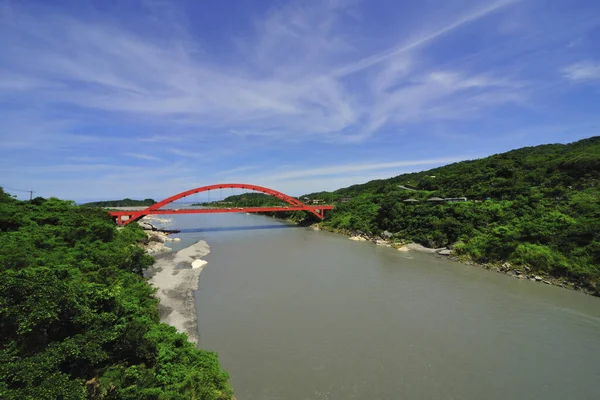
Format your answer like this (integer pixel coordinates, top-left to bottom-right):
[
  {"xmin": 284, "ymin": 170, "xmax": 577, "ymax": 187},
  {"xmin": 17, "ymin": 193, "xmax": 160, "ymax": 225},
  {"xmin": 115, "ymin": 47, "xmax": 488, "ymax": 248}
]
[{"xmin": 164, "ymin": 213, "xmax": 600, "ymax": 400}]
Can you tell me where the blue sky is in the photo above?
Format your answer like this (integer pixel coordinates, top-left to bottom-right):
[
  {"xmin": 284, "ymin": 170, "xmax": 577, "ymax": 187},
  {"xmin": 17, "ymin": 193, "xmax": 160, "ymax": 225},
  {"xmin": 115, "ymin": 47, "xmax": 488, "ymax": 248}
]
[{"xmin": 1, "ymin": 0, "xmax": 599, "ymax": 202}]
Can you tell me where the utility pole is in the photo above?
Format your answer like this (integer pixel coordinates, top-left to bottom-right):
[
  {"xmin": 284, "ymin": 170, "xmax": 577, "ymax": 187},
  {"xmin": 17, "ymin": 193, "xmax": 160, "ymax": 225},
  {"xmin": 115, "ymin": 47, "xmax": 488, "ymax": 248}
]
[{"xmin": 1, "ymin": 186, "xmax": 35, "ymax": 200}]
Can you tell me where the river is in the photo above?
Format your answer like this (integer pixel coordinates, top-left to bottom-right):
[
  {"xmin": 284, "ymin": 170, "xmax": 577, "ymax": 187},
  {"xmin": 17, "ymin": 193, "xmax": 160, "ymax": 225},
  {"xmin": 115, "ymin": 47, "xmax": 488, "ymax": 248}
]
[{"xmin": 162, "ymin": 212, "xmax": 600, "ymax": 400}]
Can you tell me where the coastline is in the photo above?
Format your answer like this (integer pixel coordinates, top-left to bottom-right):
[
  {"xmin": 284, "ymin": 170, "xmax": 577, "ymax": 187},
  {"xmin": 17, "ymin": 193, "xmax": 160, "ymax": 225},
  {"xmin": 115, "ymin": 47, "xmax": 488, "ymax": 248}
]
[{"xmin": 310, "ymin": 223, "xmax": 598, "ymax": 297}]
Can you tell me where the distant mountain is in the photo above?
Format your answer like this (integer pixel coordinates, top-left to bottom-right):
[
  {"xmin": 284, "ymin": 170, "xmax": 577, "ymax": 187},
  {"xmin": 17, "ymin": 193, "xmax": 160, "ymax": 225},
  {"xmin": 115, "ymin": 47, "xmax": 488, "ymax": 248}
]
[
  {"xmin": 199, "ymin": 192, "xmax": 288, "ymax": 207},
  {"xmin": 81, "ymin": 198, "xmax": 156, "ymax": 208}
]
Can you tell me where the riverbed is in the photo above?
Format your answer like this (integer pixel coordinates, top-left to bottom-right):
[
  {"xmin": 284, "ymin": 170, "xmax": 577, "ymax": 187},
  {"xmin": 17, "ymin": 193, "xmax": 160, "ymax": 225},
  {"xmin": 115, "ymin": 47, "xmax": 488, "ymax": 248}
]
[{"xmin": 164, "ymin": 212, "xmax": 600, "ymax": 400}]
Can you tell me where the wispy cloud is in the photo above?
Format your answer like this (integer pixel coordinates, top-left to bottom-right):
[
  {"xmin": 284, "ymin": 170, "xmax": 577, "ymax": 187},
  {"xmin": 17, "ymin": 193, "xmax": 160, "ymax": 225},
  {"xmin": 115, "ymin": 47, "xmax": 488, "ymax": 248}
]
[
  {"xmin": 563, "ymin": 61, "xmax": 600, "ymax": 82},
  {"xmin": 333, "ymin": 0, "xmax": 522, "ymax": 77},
  {"xmin": 124, "ymin": 152, "xmax": 162, "ymax": 162},
  {"xmin": 246, "ymin": 156, "xmax": 472, "ymax": 182},
  {"xmin": 2, "ymin": 0, "xmax": 599, "ymax": 199},
  {"xmin": 0, "ymin": 0, "xmax": 530, "ymax": 145},
  {"xmin": 166, "ymin": 148, "xmax": 203, "ymax": 159}
]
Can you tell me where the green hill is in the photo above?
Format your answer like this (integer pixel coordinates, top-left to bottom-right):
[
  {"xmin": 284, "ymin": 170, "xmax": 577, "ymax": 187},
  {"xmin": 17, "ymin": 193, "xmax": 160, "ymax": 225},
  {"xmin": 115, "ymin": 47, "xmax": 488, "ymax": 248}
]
[
  {"xmin": 198, "ymin": 192, "xmax": 289, "ymax": 207},
  {"xmin": 0, "ymin": 191, "xmax": 232, "ymax": 399},
  {"xmin": 306, "ymin": 137, "xmax": 600, "ymax": 294},
  {"xmin": 81, "ymin": 198, "xmax": 156, "ymax": 208}
]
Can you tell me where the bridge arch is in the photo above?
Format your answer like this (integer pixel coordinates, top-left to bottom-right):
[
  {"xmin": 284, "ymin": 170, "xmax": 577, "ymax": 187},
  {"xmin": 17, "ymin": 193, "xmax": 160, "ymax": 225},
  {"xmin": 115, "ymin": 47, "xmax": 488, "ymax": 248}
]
[{"xmin": 119, "ymin": 183, "xmax": 325, "ymax": 225}]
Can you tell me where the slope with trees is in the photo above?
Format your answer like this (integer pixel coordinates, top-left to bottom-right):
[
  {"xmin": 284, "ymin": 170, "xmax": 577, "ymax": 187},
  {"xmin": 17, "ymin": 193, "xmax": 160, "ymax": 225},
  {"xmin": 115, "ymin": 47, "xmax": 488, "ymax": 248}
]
[
  {"xmin": 0, "ymin": 189, "xmax": 232, "ymax": 399},
  {"xmin": 304, "ymin": 137, "xmax": 600, "ymax": 294}
]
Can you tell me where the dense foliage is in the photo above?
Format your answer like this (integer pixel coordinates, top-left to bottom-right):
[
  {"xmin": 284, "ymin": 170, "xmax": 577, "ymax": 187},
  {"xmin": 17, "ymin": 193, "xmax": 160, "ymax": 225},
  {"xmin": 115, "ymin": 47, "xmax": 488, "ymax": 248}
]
[
  {"xmin": 0, "ymin": 189, "xmax": 232, "ymax": 399},
  {"xmin": 81, "ymin": 198, "xmax": 156, "ymax": 208},
  {"xmin": 307, "ymin": 137, "xmax": 600, "ymax": 294},
  {"xmin": 199, "ymin": 193, "xmax": 287, "ymax": 207}
]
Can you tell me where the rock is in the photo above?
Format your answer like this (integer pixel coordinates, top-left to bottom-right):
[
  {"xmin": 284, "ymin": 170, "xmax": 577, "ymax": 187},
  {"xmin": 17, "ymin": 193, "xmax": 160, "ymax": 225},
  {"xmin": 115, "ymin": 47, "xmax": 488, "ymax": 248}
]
[
  {"xmin": 397, "ymin": 246, "xmax": 410, "ymax": 252},
  {"xmin": 543, "ymin": 280, "xmax": 551, "ymax": 285},
  {"xmin": 172, "ymin": 237, "xmax": 181, "ymax": 242},
  {"xmin": 405, "ymin": 243, "xmax": 438, "ymax": 254},
  {"xmin": 524, "ymin": 266, "xmax": 531, "ymax": 272},
  {"xmin": 382, "ymin": 230, "xmax": 393, "ymax": 238},
  {"xmin": 534, "ymin": 276, "xmax": 542, "ymax": 281},
  {"xmin": 515, "ymin": 270, "xmax": 522, "ymax": 275},
  {"xmin": 350, "ymin": 236, "xmax": 367, "ymax": 241},
  {"xmin": 437, "ymin": 249, "xmax": 452, "ymax": 256},
  {"xmin": 138, "ymin": 222, "xmax": 155, "ymax": 230},
  {"xmin": 191, "ymin": 259, "xmax": 207, "ymax": 269},
  {"xmin": 149, "ymin": 233, "xmax": 166, "ymax": 243},
  {"xmin": 375, "ymin": 239, "xmax": 389, "ymax": 246}
]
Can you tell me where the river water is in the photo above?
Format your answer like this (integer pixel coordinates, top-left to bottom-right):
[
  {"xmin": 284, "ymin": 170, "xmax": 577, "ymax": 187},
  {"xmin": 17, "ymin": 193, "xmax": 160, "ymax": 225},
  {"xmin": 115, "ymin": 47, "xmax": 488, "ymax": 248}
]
[{"xmin": 163, "ymin": 212, "xmax": 600, "ymax": 400}]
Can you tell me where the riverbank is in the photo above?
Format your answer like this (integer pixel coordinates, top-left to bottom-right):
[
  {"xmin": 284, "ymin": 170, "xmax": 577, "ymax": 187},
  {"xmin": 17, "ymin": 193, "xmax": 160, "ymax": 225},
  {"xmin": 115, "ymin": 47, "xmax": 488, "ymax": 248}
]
[
  {"xmin": 137, "ymin": 216, "xmax": 209, "ymax": 344},
  {"xmin": 146, "ymin": 240, "xmax": 210, "ymax": 344},
  {"xmin": 311, "ymin": 223, "xmax": 598, "ymax": 297}
]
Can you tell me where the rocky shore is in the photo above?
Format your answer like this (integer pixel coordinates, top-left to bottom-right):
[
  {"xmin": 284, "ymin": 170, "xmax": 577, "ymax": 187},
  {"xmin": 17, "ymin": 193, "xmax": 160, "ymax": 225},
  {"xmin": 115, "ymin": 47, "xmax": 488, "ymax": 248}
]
[
  {"xmin": 312, "ymin": 224, "xmax": 595, "ymax": 296},
  {"xmin": 137, "ymin": 217, "xmax": 181, "ymax": 255}
]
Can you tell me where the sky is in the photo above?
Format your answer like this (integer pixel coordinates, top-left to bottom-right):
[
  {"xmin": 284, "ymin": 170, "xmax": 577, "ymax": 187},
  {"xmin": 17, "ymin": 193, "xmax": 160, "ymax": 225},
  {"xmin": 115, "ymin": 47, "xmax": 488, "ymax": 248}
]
[{"xmin": 1, "ymin": 0, "xmax": 599, "ymax": 202}]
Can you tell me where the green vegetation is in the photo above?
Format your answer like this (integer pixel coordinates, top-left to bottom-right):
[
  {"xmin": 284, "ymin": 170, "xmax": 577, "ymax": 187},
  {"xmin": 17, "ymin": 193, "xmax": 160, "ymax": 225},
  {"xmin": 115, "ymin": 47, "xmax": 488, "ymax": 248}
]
[
  {"xmin": 197, "ymin": 192, "xmax": 288, "ymax": 207},
  {"xmin": 0, "ymin": 189, "xmax": 232, "ymax": 399},
  {"xmin": 81, "ymin": 198, "xmax": 156, "ymax": 208},
  {"xmin": 307, "ymin": 137, "xmax": 600, "ymax": 294}
]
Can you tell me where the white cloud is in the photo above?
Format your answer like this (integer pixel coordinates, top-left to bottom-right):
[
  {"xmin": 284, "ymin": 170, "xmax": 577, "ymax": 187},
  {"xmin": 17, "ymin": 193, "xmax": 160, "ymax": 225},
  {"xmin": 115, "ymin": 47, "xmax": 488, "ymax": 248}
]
[
  {"xmin": 0, "ymin": 0, "xmax": 528, "ymax": 145},
  {"xmin": 332, "ymin": 0, "xmax": 522, "ymax": 77},
  {"xmin": 124, "ymin": 152, "xmax": 162, "ymax": 162},
  {"xmin": 243, "ymin": 156, "xmax": 471, "ymax": 182},
  {"xmin": 563, "ymin": 61, "xmax": 600, "ymax": 81}
]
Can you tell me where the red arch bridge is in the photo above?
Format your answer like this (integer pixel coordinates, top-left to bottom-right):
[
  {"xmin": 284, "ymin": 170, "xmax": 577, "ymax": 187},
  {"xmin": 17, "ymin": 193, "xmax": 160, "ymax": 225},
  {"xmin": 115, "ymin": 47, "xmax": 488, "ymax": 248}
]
[{"xmin": 108, "ymin": 183, "xmax": 334, "ymax": 226}]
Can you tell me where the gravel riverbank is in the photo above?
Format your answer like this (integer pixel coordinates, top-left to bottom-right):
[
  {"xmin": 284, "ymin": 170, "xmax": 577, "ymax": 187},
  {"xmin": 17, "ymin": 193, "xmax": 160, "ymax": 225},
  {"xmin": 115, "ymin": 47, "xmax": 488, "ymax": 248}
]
[{"xmin": 146, "ymin": 240, "xmax": 210, "ymax": 344}]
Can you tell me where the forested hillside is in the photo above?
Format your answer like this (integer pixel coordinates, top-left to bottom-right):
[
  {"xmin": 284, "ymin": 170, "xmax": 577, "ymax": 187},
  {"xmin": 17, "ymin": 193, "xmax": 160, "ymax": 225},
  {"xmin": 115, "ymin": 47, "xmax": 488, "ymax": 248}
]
[
  {"xmin": 0, "ymin": 189, "xmax": 232, "ymax": 399},
  {"xmin": 81, "ymin": 198, "xmax": 156, "ymax": 208},
  {"xmin": 306, "ymin": 137, "xmax": 600, "ymax": 294},
  {"xmin": 200, "ymin": 192, "xmax": 288, "ymax": 207}
]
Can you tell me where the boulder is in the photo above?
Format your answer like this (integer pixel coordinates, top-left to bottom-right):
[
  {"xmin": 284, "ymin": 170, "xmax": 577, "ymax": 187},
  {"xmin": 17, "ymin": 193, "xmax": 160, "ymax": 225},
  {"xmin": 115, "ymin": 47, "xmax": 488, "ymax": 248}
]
[
  {"xmin": 138, "ymin": 222, "xmax": 155, "ymax": 230},
  {"xmin": 534, "ymin": 276, "xmax": 543, "ymax": 281},
  {"xmin": 397, "ymin": 246, "xmax": 410, "ymax": 252},
  {"xmin": 437, "ymin": 249, "xmax": 452, "ymax": 256},
  {"xmin": 405, "ymin": 243, "xmax": 438, "ymax": 254},
  {"xmin": 148, "ymin": 233, "xmax": 166, "ymax": 243},
  {"xmin": 349, "ymin": 236, "xmax": 367, "ymax": 241},
  {"xmin": 191, "ymin": 259, "xmax": 207, "ymax": 269},
  {"xmin": 382, "ymin": 230, "xmax": 393, "ymax": 238}
]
